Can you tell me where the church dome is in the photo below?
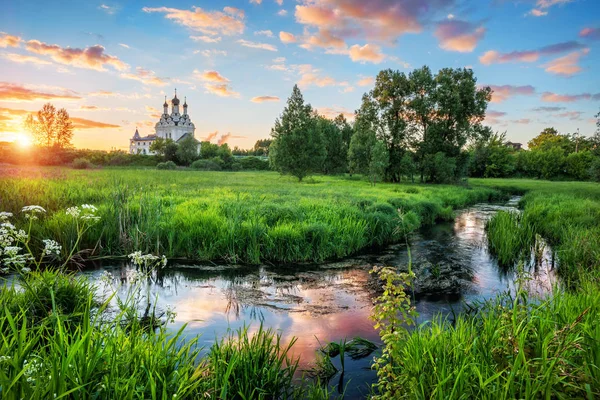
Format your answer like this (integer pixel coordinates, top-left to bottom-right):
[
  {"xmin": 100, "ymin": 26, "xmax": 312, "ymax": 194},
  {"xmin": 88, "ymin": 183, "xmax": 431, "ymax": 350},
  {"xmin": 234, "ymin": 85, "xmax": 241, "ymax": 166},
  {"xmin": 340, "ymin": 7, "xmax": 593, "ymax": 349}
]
[{"xmin": 172, "ymin": 92, "xmax": 180, "ymax": 106}]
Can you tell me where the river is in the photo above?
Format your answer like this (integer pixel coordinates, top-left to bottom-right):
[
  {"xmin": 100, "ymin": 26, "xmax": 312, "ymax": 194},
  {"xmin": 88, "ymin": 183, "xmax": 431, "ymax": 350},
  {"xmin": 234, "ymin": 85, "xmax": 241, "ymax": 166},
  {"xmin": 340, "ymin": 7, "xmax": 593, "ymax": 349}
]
[{"xmin": 82, "ymin": 196, "xmax": 555, "ymax": 398}]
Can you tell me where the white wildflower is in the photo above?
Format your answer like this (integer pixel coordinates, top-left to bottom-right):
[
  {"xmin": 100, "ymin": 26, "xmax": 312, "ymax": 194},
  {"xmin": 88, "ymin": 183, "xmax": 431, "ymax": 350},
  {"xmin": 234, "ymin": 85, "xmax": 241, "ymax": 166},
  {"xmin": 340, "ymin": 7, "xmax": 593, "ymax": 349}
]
[
  {"xmin": 3, "ymin": 246, "xmax": 21, "ymax": 257},
  {"xmin": 81, "ymin": 204, "xmax": 98, "ymax": 212},
  {"xmin": 21, "ymin": 205, "xmax": 46, "ymax": 214},
  {"xmin": 42, "ymin": 239, "xmax": 62, "ymax": 256},
  {"xmin": 0, "ymin": 212, "xmax": 12, "ymax": 221},
  {"xmin": 128, "ymin": 251, "xmax": 161, "ymax": 267},
  {"xmin": 21, "ymin": 267, "xmax": 31, "ymax": 273},
  {"xmin": 0, "ymin": 268, "xmax": 8, "ymax": 274},
  {"xmin": 66, "ymin": 206, "xmax": 81, "ymax": 218}
]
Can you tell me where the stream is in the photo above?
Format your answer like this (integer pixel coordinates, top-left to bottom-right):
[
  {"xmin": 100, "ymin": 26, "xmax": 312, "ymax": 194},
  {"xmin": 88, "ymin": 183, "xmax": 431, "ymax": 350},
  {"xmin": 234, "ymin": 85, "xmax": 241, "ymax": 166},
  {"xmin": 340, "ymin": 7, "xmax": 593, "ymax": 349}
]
[{"xmin": 82, "ymin": 196, "xmax": 555, "ymax": 399}]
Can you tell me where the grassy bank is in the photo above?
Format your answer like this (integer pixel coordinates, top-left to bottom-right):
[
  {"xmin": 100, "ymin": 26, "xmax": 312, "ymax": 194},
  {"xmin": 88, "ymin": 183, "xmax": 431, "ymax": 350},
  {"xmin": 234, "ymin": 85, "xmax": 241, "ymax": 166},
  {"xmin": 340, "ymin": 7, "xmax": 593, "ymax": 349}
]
[
  {"xmin": 370, "ymin": 179, "xmax": 600, "ymax": 399},
  {"xmin": 0, "ymin": 166, "xmax": 502, "ymax": 264}
]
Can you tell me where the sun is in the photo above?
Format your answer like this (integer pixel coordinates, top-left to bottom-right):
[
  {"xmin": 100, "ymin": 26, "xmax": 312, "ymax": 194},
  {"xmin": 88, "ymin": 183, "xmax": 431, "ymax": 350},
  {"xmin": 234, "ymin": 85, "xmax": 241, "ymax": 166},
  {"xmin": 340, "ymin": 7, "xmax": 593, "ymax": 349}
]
[{"xmin": 15, "ymin": 132, "xmax": 33, "ymax": 148}]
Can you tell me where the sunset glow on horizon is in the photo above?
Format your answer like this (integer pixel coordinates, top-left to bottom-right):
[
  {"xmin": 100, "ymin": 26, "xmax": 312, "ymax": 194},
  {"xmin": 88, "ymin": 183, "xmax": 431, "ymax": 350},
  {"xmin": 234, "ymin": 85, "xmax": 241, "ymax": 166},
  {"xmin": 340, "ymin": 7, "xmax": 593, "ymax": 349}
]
[{"xmin": 1, "ymin": 0, "xmax": 599, "ymax": 151}]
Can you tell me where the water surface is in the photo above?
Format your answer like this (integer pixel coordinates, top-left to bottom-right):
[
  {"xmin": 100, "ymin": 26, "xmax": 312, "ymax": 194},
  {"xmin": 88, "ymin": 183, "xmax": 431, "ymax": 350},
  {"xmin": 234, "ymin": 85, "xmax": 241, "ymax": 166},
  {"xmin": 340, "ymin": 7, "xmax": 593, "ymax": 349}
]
[{"xmin": 84, "ymin": 197, "xmax": 555, "ymax": 398}]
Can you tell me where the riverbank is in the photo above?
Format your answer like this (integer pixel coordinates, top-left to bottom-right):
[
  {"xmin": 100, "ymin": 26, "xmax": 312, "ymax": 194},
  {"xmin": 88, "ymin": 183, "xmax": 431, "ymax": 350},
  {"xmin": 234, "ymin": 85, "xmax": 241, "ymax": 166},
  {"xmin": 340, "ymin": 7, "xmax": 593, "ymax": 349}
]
[{"xmin": 0, "ymin": 166, "xmax": 503, "ymax": 264}]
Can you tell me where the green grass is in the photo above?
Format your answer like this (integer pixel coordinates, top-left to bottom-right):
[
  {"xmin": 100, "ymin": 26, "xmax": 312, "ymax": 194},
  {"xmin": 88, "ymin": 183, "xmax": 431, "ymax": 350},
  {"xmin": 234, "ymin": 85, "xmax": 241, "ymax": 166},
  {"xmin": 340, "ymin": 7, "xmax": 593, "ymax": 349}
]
[
  {"xmin": 0, "ymin": 270, "xmax": 334, "ymax": 399},
  {"xmin": 0, "ymin": 167, "xmax": 503, "ymax": 264}
]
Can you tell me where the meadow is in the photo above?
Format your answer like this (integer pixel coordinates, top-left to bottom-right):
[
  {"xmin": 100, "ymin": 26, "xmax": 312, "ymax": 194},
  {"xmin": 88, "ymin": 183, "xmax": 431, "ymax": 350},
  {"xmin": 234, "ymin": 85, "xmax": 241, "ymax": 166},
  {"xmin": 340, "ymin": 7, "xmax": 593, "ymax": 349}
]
[{"xmin": 0, "ymin": 166, "xmax": 503, "ymax": 264}]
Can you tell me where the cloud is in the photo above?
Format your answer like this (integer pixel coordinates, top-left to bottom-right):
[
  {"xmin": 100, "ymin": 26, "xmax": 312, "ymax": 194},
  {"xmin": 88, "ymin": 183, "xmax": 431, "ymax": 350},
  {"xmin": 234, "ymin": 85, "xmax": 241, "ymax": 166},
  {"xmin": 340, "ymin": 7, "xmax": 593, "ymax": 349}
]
[
  {"xmin": 556, "ymin": 111, "xmax": 583, "ymax": 120},
  {"xmin": 434, "ymin": 20, "xmax": 485, "ymax": 53},
  {"xmin": 357, "ymin": 76, "xmax": 374, "ymax": 86},
  {"xmin": 98, "ymin": 4, "xmax": 118, "ymax": 14},
  {"xmin": 194, "ymin": 69, "xmax": 240, "ymax": 97},
  {"xmin": 0, "ymin": 32, "xmax": 21, "ymax": 48},
  {"xmin": 525, "ymin": 0, "xmax": 573, "ymax": 17},
  {"xmin": 526, "ymin": 9, "xmax": 548, "ymax": 16},
  {"xmin": 278, "ymin": 9, "xmax": 288, "ymax": 16},
  {"xmin": 316, "ymin": 106, "xmax": 355, "ymax": 121},
  {"xmin": 78, "ymin": 105, "xmax": 110, "ymax": 111},
  {"xmin": 279, "ymin": 31, "xmax": 297, "ymax": 43},
  {"xmin": 195, "ymin": 70, "xmax": 229, "ymax": 82},
  {"xmin": 0, "ymin": 82, "xmax": 81, "ymax": 102},
  {"xmin": 196, "ymin": 49, "xmax": 227, "ymax": 57},
  {"xmin": 72, "ymin": 117, "xmax": 120, "ymax": 129},
  {"xmin": 88, "ymin": 91, "xmax": 153, "ymax": 99},
  {"xmin": 190, "ymin": 35, "xmax": 222, "ymax": 43},
  {"xmin": 251, "ymin": 96, "xmax": 280, "ymax": 103},
  {"xmin": 295, "ymin": 64, "xmax": 349, "ymax": 89},
  {"xmin": 541, "ymin": 91, "xmax": 600, "ymax": 102},
  {"xmin": 121, "ymin": 67, "xmax": 168, "ymax": 86},
  {"xmin": 300, "ymin": 29, "xmax": 345, "ymax": 50},
  {"xmin": 479, "ymin": 41, "xmax": 584, "ymax": 65},
  {"xmin": 348, "ymin": 44, "xmax": 385, "ymax": 63},
  {"xmin": 204, "ymin": 131, "xmax": 219, "ymax": 141},
  {"xmin": 543, "ymin": 49, "xmax": 588, "ymax": 76},
  {"xmin": 118, "ymin": 43, "xmax": 130, "ymax": 49},
  {"xmin": 255, "ymin": 30, "xmax": 274, "ymax": 37},
  {"xmin": 250, "ymin": 0, "xmax": 262, "ymax": 4},
  {"xmin": 487, "ymin": 84, "xmax": 535, "ymax": 103},
  {"xmin": 142, "ymin": 6, "xmax": 245, "ymax": 36},
  {"xmin": 579, "ymin": 27, "xmax": 600, "ymax": 41},
  {"xmin": 1, "ymin": 52, "xmax": 52, "ymax": 65},
  {"xmin": 25, "ymin": 40, "xmax": 128, "ymax": 71},
  {"xmin": 511, "ymin": 118, "xmax": 531, "ymax": 124},
  {"xmin": 485, "ymin": 109, "xmax": 507, "ymax": 124},
  {"xmin": 237, "ymin": 39, "xmax": 277, "ymax": 51},
  {"xmin": 531, "ymin": 106, "xmax": 565, "ymax": 112},
  {"xmin": 218, "ymin": 132, "xmax": 246, "ymax": 145}
]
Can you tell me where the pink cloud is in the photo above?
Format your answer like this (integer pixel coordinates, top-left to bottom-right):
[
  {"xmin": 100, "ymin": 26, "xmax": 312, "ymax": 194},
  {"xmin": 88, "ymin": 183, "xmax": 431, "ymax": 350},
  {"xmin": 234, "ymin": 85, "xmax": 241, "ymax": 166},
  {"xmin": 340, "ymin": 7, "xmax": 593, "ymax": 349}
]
[
  {"xmin": 1, "ymin": 53, "xmax": 52, "ymax": 65},
  {"xmin": 486, "ymin": 84, "xmax": 535, "ymax": 103},
  {"xmin": 541, "ymin": 92, "xmax": 600, "ymax": 102},
  {"xmin": 525, "ymin": 0, "xmax": 573, "ymax": 17},
  {"xmin": 218, "ymin": 132, "xmax": 246, "ymax": 145},
  {"xmin": 511, "ymin": 118, "xmax": 531, "ymax": 124},
  {"xmin": 279, "ymin": 31, "xmax": 297, "ymax": 43},
  {"xmin": 194, "ymin": 69, "xmax": 239, "ymax": 98},
  {"xmin": 0, "ymin": 32, "xmax": 21, "ymax": 48},
  {"xmin": 543, "ymin": 49, "xmax": 588, "ymax": 76},
  {"xmin": 237, "ymin": 39, "xmax": 277, "ymax": 51},
  {"xmin": 434, "ymin": 20, "xmax": 485, "ymax": 53},
  {"xmin": 579, "ymin": 27, "xmax": 600, "ymax": 41},
  {"xmin": 25, "ymin": 40, "xmax": 128, "ymax": 71},
  {"xmin": 479, "ymin": 41, "xmax": 584, "ymax": 65},
  {"xmin": 195, "ymin": 70, "xmax": 229, "ymax": 82},
  {"xmin": 348, "ymin": 44, "xmax": 385, "ymax": 64},
  {"xmin": 120, "ymin": 67, "xmax": 168, "ymax": 86},
  {"xmin": 556, "ymin": 111, "xmax": 583, "ymax": 120},
  {"xmin": 251, "ymin": 96, "xmax": 280, "ymax": 103},
  {"xmin": 316, "ymin": 106, "xmax": 355, "ymax": 121},
  {"xmin": 357, "ymin": 76, "xmax": 374, "ymax": 86},
  {"xmin": 300, "ymin": 29, "xmax": 345, "ymax": 50},
  {"xmin": 0, "ymin": 82, "xmax": 81, "ymax": 102},
  {"xmin": 142, "ymin": 6, "xmax": 245, "ymax": 36}
]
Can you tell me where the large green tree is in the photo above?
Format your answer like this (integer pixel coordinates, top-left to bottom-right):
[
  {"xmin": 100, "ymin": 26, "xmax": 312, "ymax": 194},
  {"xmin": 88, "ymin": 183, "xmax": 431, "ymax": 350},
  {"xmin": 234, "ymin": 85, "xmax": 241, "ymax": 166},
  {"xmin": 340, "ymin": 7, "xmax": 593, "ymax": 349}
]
[
  {"xmin": 348, "ymin": 96, "xmax": 377, "ymax": 175},
  {"xmin": 369, "ymin": 140, "xmax": 389, "ymax": 186},
  {"xmin": 176, "ymin": 135, "xmax": 200, "ymax": 166},
  {"xmin": 269, "ymin": 85, "xmax": 325, "ymax": 181},
  {"xmin": 318, "ymin": 116, "xmax": 347, "ymax": 174}
]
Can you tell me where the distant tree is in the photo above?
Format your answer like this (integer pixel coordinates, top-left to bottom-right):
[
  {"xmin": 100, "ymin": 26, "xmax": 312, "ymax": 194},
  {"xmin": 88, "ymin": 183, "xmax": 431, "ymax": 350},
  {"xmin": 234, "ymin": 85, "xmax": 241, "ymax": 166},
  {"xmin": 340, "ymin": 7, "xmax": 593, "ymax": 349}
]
[
  {"xmin": 217, "ymin": 143, "xmax": 234, "ymax": 166},
  {"xmin": 164, "ymin": 140, "xmax": 179, "ymax": 162},
  {"xmin": 318, "ymin": 116, "xmax": 347, "ymax": 174},
  {"xmin": 200, "ymin": 141, "xmax": 219, "ymax": 159},
  {"xmin": 25, "ymin": 103, "xmax": 74, "ymax": 148},
  {"xmin": 565, "ymin": 151, "xmax": 593, "ymax": 180},
  {"xmin": 270, "ymin": 85, "xmax": 325, "ymax": 181},
  {"xmin": 369, "ymin": 140, "xmax": 389, "ymax": 186},
  {"xmin": 469, "ymin": 132, "xmax": 515, "ymax": 178},
  {"xmin": 333, "ymin": 114, "xmax": 353, "ymax": 152},
  {"xmin": 527, "ymin": 127, "xmax": 575, "ymax": 153},
  {"xmin": 253, "ymin": 139, "xmax": 272, "ymax": 156},
  {"xmin": 176, "ymin": 135, "xmax": 200, "ymax": 166},
  {"xmin": 149, "ymin": 137, "xmax": 168, "ymax": 156},
  {"xmin": 348, "ymin": 104, "xmax": 377, "ymax": 175},
  {"xmin": 399, "ymin": 153, "xmax": 416, "ymax": 182}
]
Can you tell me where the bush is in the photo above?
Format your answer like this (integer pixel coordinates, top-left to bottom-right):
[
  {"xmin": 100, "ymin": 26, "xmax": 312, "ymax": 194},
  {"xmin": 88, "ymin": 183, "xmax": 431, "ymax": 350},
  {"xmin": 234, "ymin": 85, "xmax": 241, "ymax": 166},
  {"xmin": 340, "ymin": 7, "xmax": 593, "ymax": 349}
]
[
  {"xmin": 239, "ymin": 156, "xmax": 270, "ymax": 171},
  {"xmin": 191, "ymin": 159, "xmax": 222, "ymax": 171},
  {"xmin": 72, "ymin": 157, "xmax": 93, "ymax": 169},
  {"xmin": 156, "ymin": 161, "xmax": 177, "ymax": 170}
]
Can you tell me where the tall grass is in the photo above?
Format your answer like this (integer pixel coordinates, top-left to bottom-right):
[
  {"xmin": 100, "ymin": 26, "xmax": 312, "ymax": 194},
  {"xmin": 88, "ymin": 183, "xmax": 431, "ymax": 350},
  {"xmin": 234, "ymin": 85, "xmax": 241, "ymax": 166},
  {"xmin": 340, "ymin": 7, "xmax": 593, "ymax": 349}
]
[
  {"xmin": 0, "ymin": 271, "xmax": 333, "ymax": 399},
  {"xmin": 0, "ymin": 168, "xmax": 504, "ymax": 264},
  {"xmin": 485, "ymin": 211, "xmax": 536, "ymax": 267}
]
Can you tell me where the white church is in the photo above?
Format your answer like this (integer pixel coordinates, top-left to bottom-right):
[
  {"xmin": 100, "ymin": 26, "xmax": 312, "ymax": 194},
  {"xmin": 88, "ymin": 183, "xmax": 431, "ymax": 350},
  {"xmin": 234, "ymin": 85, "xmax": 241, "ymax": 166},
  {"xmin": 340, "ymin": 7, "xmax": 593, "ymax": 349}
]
[{"xmin": 129, "ymin": 90, "xmax": 198, "ymax": 155}]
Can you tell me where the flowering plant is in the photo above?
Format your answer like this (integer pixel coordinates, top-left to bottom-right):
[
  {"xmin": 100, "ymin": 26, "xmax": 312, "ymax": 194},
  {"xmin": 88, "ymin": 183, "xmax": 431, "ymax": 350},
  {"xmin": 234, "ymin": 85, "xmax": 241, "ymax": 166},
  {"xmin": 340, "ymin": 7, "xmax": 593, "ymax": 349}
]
[{"xmin": 0, "ymin": 204, "xmax": 101, "ymax": 274}]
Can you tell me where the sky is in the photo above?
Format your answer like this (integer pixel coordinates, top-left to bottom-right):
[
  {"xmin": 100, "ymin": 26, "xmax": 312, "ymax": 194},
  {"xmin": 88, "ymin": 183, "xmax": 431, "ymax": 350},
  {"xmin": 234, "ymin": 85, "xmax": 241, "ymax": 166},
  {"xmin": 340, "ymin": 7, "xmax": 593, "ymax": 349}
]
[{"xmin": 0, "ymin": 0, "xmax": 599, "ymax": 151}]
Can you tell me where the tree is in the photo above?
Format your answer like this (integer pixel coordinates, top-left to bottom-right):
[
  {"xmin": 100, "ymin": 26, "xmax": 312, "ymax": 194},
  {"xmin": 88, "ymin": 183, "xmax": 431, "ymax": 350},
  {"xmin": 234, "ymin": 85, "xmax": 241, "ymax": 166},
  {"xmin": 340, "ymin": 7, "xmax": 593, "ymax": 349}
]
[
  {"xmin": 253, "ymin": 139, "xmax": 272, "ymax": 156},
  {"xmin": 399, "ymin": 153, "xmax": 416, "ymax": 182},
  {"xmin": 333, "ymin": 114, "xmax": 353, "ymax": 152},
  {"xmin": 348, "ymin": 101, "xmax": 377, "ymax": 175},
  {"xmin": 318, "ymin": 116, "xmax": 347, "ymax": 174},
  {"xmin": 369, "ymin": 140, "xmax": 389, "ymax": 186},
  {"xmin": 200, "ymin": 141, "xmax": 219, "ymax": 159},
  {"xmin": 528, "ymin": 127, "xmax": 574, "ymax": 153},
  {"xmin": 24, "ymin": 103, "xmax": 74, "ymax": 149},
  {"xmin": 269, "ymin": 85, "xmax": 325, "ymax": 181},
  {"xmin": 176, "ymin": 135, "xmax": 200, "ymax": 166},
  {"xmin": 149, "ymin": 137, "xmax": 168, "ymax": 156},
  {"xmin": 469, "ymin": 132, "xmax": 515, "ymax": 178},
  {"xmin": 164, "ymin": 140, "xmax": 179, "ymax": 162}
]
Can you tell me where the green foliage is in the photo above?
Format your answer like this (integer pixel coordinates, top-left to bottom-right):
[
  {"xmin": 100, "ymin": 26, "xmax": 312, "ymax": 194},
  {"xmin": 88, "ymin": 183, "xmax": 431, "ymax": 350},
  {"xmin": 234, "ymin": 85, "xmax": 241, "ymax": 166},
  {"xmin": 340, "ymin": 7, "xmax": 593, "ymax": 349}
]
[
  {"xmin": 156, "ymin": 161, "xmax": 177, "ymax": 170},
  {"xmin": 191, "ymin": 158, "xmax": 222, "ymax": 171},
  {"xmin": 469, "ymin": 132, "xmax": 515, "ymax": 178},
  {"xmin": 238, "ymin": 156, "xmax": 270, "ymax": 170},
  {"xmin": 318, "ymin": 116, "xmax": 347, "ymax": 174},
  {"xmin": 369, "ymin": 140, "xmax": 389, "ymax": 186},
  {"xmin": 591, "ymin": 157, "xmax": 600, "ymax": 182},
  {"xmin": 0, "ymin": 169, "xmax": 503, "ymax": 264},
  {"xmin": 423, "ymin": 152, "xmax": 457, "ymax": 183},
  {"xmin": 565, "ymin": 151, "xmax": 593, "ymax": 180},
  {"xmin": 485, "ymin": 211, "xmax": 536, "ymax": 267},
  {"xmin": 270, "ymin": 85, "xmax": 326, "ymax": 181},
  {"xmin": 175, "ymin": 135, "xmax": 200, "ymax": 166},
  {"xmin": 71, "ymin": 157, "xmax": 93, "ymax": 170}
]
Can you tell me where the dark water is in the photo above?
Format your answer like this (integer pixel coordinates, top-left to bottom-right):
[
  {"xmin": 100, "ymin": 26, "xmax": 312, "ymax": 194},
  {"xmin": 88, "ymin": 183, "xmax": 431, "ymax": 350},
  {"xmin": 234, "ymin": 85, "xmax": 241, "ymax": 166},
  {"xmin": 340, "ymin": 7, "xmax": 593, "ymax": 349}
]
[{"xmin": 82, "ymin": 197, "xmax": 555, "ymax": 399}]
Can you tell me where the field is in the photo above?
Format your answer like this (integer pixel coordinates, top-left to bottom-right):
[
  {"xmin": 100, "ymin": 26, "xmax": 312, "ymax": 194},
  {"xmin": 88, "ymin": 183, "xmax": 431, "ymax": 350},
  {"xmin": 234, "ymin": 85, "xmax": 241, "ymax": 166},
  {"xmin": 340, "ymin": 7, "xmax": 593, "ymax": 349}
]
[{"xmin": 0, "ymin": 166, "xmax": 503, "ymax": 264}]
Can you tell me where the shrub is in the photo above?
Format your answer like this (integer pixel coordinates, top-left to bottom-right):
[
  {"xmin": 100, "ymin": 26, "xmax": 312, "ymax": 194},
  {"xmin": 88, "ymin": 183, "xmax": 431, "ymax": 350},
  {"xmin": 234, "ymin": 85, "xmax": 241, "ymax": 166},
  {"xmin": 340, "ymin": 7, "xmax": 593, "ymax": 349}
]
[
  {"xmin": 72, "ymin": 157, "xmax": 93, "ymax": 169},
  {"xmin": 239, "ymin": 156, "xmax": 270, "ymax": 171},
  {"xmin": 156, "ymin": 161, "xmax": 177, "ymax": 170},
  {"xmin": 191, "ymin": 159, "xmax": 221, "ymax": 171}
]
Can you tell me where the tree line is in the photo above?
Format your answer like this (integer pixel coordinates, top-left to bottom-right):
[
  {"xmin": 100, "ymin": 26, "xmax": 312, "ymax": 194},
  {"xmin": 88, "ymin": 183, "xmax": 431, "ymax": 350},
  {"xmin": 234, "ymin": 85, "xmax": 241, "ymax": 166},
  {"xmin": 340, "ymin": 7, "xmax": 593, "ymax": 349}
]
[{"xmin": 269, "ymin": 67, "xmax": 600, "ymax": 183}]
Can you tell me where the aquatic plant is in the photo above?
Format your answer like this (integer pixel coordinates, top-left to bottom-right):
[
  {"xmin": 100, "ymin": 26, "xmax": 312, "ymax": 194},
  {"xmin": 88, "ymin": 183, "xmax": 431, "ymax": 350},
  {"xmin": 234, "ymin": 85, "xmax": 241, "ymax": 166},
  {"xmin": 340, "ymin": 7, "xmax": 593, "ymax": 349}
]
[{"xmin": 485, "ymin": 210, "xmax": 536, "ymax": 267}]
